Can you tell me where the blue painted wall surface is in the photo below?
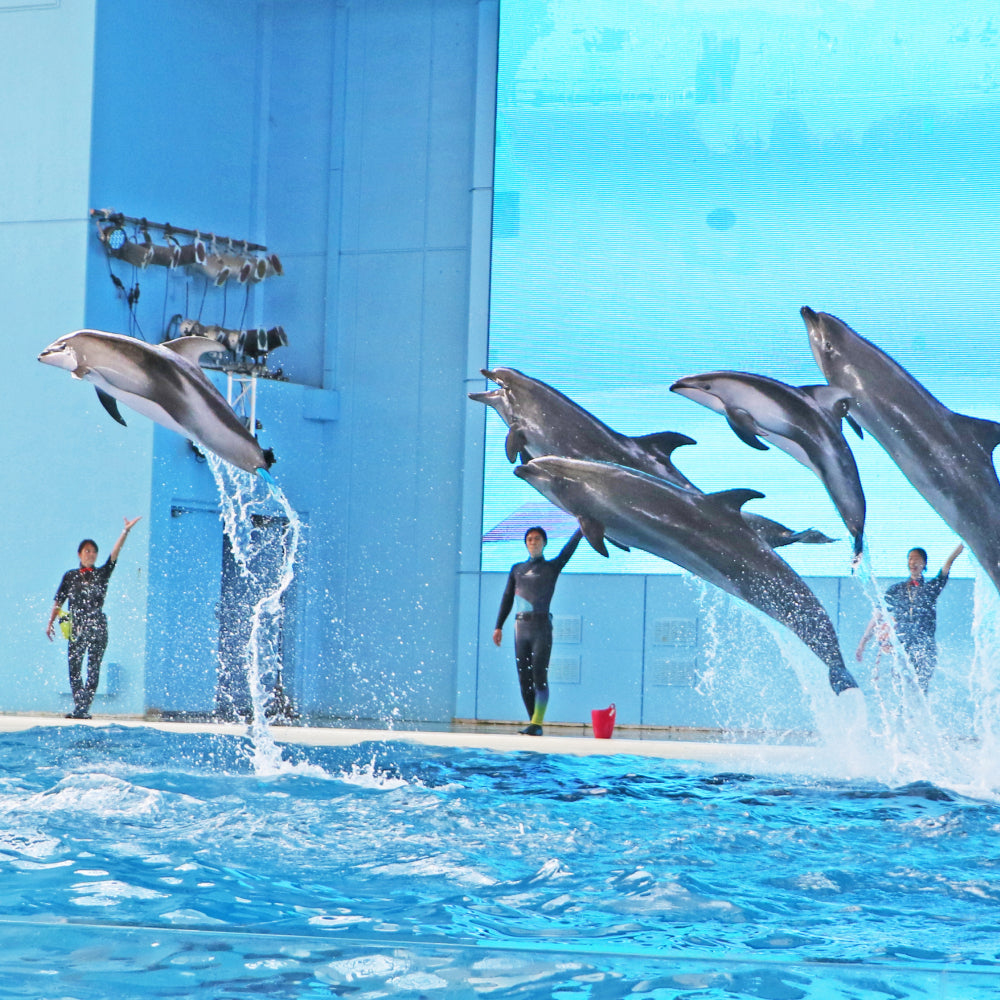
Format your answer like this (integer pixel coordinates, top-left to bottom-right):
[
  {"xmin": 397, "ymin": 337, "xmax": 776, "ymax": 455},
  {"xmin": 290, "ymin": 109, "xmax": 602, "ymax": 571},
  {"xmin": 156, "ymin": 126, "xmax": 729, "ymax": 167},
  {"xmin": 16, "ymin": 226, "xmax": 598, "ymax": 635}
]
[
  {"xmin": 0, "ymin": 0, "xmax": 154, "ymax": 718},
  {"xmin": 80, "ymin": 0, "xmax": 482, "ymax": 722}
]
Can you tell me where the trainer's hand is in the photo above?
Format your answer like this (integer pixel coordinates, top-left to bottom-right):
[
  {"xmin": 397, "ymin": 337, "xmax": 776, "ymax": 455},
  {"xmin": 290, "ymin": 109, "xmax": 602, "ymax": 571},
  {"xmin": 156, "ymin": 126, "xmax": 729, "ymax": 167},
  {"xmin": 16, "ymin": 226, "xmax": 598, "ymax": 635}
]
[{"xmin": 492, "ymin": 628, "xmax": 502, "ymax": 647}]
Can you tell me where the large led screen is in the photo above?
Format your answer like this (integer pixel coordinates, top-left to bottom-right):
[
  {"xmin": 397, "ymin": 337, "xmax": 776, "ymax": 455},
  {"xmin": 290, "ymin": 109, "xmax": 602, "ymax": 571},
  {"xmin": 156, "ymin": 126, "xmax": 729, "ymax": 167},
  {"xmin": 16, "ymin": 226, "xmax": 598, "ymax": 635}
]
[{"xmin": 481, "ymin": 0, "xmax": 1000, "ymax": 578}]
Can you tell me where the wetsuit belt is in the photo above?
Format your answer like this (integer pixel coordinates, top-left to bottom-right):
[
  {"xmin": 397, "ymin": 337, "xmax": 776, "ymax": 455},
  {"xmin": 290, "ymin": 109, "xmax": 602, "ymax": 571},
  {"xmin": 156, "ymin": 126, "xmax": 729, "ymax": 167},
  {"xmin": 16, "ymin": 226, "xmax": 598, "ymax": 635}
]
[{"xmin": 516, "ymin": 612, "xmax": 552, "ymax": 621}]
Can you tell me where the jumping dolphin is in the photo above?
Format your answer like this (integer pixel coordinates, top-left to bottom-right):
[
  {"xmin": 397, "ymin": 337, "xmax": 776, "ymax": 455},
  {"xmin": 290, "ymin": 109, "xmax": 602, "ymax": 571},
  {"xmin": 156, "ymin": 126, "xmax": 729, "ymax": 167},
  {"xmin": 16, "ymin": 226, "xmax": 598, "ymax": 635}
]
[
  {"xmin": 514, "ymin": 455, "xmax": 858, "ymax": 694},
  {"xmin": 38, "ymin": 329, "xmax": 273, "ymax": 475},
  {"xmin": 803, "ymin": 306, "xmax": 1000, "ymax": 594},
  {"xmin": 470, "ymin": 366, "xmax": 698, "ymax": 485},
  {"xmin": 670, "ymin": 370, "xmax": 867, "ymax": 557},
  {"xmin": 470, "ymin": 366, "xmax": 835, "ymax": 550}
]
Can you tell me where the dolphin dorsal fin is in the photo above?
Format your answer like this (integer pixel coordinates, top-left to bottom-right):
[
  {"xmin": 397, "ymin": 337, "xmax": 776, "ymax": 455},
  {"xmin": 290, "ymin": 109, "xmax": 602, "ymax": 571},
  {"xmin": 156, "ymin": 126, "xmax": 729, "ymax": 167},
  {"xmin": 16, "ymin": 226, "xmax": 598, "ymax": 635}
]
[
  {"xmin": 161, "ymin": 335, "xmax": 223, "ymax": 364},
  {"xmin": 799, "ymin": 384, "xmax": 854, "ymax": 419},
  {"xmin": 631, "ymin": 431, "xmax": 696, "ymax": 462},
  {"xmin": 953, "ymin": 412, "xmax": 1000, "ymax": 456},
  {"xmin": 800, "ymin": 384, "xmax": 864, "ymax": 437},
  {"xmin": 705, "ymin": 488, "xmax": 765, "ymax": 516}
]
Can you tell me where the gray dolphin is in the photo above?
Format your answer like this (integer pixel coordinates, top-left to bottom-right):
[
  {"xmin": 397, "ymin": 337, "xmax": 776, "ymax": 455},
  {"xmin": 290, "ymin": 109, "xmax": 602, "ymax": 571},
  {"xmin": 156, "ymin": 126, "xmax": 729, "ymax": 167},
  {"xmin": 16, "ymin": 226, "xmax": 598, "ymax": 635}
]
[
  {"xmin": 38, "ymin": 329, "xmax": 273, "ymax": 475},
  {"xmin": 670, "ymin": 370, "xmax": 866, "ymax": 557},
  {"xmin": 802, "ymin": 305, "xmax": 1000, "ymax": 593},
  {"xmin": 514, "ymin": 456, "xmax": 858, "ymax": 694},
  {"xmin": 470, "ymin": 366, "xmax": 698, "ymax": 485},
  {"xmin": 470, "ymin": 366, "xmax": 835, "ymax": 550}
]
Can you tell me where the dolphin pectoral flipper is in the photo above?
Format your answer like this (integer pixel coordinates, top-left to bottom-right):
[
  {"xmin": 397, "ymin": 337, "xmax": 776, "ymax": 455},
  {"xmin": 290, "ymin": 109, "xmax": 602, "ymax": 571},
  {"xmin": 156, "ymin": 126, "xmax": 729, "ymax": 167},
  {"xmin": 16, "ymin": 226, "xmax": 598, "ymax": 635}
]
[
  {"xmin": 725, "ymin": 408, "xmax": 769, "ymax": 451},
  {"xmin": 505, "ymin": 426, "xmax": 529, "ymax": 464},
  {"xmin": 578, "ymin": 516, "xmax": 610, "ymax": 557},
  {"xmin": 95, "ymin": 387, "xmax": 127, "ymax": 426}
]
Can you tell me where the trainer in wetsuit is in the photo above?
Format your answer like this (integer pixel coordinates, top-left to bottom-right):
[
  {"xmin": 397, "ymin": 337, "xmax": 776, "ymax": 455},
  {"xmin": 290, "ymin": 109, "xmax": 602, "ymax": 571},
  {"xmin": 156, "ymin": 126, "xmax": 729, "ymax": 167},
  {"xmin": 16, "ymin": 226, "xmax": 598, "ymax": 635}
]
[
  {"xmin": 856, "ymin": 542, "xmax": 963, "ymax": 693},
  {"xmin": 493, "ymin": 526, "xmax": 582, "ymax": 736},
  {"xmin": 46, "ymin": 517, "xmax": 141, "ymax": 719}
]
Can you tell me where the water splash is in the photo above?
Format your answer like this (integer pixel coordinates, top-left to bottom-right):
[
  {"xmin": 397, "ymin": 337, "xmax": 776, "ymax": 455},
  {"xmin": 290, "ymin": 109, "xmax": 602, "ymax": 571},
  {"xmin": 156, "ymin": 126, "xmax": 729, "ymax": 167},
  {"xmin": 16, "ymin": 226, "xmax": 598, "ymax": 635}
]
[
  {"xmin": 849, "ymin": 548, "xmax": 954, "ymax": 769},
  {"xmin": 206, "ymin": 455, "xmax": 302, "ymax": 774},
  {"xmin": 966, "ymin": 569, "xmax": 1000, "ymax": 793}
]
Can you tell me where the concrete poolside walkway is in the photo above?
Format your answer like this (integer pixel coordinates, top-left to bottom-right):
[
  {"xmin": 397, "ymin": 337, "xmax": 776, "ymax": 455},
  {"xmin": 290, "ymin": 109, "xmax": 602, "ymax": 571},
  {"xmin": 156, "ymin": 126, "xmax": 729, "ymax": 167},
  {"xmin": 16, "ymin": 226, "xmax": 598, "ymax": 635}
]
[{"xmin": 0, "ymin": 712, "xmax": 863, "ymax": 778}]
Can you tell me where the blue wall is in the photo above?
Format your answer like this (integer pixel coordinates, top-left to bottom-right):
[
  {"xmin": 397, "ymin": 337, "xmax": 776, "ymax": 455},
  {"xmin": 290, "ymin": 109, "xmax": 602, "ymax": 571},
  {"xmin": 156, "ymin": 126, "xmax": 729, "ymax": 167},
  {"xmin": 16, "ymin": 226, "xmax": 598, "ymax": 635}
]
[
  {"xmin": 85, "ymin": 0, "xmax": 486, "ymax": 724},
  {"xmin": 3, "ymin": 0, "xmax": 489, "ymax": 723}
]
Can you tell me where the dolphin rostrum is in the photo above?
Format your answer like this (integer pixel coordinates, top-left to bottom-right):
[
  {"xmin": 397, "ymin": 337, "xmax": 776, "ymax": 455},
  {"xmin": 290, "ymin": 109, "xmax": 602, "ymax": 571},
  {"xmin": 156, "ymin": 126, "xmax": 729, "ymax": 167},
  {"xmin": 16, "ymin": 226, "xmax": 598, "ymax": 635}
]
[
  {"xmin": 670, "ymin": 370, "xmax": 866, "ymax": 557},
  {"xmin": 802, "ymin": 305, "xmax": 1000, "ymax": 594},
  {"xmin": 514, "ymin": 455, "xmax": 858, "ymax": 695},
  {"xmin": 38, "ymin": 329, "xmax": 273, "ymax": 475},
  {"xmin": 470, "ymin": 366, "xmax": 835, "ymax": 550}
]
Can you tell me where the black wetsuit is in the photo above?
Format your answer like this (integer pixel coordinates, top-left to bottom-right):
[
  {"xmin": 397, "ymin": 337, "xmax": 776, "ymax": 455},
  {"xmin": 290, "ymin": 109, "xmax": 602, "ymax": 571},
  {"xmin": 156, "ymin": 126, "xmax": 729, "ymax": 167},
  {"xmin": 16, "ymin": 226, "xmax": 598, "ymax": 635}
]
[
  {"xmin": 884, "ymin": 571, "xmax": 948, "ymax": 693},
  {"xmin": 54, "ymin": 559, "xmax": 116, "ymax": 715},
  {"xmin": 496, "ymin": 530, "xmax": 582, "ymax": 721}
]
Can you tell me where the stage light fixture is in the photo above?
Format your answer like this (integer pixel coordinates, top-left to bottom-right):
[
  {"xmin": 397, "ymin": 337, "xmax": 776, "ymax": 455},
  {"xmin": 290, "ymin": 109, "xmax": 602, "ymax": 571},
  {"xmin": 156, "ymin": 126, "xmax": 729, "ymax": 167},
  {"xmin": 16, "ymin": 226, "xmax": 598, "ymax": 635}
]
[{"xmin": 104, "ymin": 226, "xmax": 127, "ymax": 251}]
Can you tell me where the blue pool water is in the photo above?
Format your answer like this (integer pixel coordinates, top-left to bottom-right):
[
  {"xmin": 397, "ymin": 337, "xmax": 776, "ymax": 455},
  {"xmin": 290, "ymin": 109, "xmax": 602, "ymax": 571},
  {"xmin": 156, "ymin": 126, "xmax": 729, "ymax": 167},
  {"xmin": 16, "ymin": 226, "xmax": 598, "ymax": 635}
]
[{"xmin": 0, "ymin": 724, "xmax": 997, "ymax": 998}]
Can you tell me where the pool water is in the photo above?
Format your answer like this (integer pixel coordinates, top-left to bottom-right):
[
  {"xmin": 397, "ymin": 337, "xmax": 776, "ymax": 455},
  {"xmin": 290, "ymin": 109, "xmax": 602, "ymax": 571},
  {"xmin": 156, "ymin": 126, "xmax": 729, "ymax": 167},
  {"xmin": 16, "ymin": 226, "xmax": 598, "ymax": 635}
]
[{"xmin": 0, "ymin": 725, "xmax": 997, "ymax": 998}]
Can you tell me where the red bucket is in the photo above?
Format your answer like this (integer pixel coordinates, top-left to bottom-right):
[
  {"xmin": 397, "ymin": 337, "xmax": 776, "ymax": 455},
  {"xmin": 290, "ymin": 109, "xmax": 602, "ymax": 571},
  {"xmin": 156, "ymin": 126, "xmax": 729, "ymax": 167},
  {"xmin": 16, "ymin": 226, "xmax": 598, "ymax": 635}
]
[{"xmin": 591, "ymin": 703, "xmax": 616, "ymax": 739}]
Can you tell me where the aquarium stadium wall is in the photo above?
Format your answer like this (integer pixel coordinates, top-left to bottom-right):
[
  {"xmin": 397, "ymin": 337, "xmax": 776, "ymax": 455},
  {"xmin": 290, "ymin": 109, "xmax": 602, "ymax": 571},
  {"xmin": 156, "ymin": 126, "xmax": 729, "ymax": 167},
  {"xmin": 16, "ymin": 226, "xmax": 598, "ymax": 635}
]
[{"xmin": 0, "ymin": 0, "xmax": 983, "ymax": 733}]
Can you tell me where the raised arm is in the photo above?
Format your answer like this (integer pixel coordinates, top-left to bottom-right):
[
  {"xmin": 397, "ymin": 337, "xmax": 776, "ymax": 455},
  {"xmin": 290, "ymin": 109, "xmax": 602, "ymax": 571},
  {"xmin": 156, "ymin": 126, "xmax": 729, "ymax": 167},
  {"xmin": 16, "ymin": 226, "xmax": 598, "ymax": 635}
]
[
  {"xmin": 108, "ymin": 516, "xmax": 141, "ymax": 563},
  {"xmin": 941, "ymin": 542, "xmax": 964, "ymax": 576},
  {"xmin": 549, "ymin": 528, "xmax": 583, "ymax": 572}
]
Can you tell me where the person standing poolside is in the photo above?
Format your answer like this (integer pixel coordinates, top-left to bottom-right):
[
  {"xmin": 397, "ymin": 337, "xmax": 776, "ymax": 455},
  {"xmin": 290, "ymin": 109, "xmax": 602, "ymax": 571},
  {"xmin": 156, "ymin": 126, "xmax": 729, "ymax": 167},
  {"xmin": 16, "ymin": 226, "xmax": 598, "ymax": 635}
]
[
  {"xmin": 856, "ymin": 542, "xmax": 964, "ymax": 693},
  {"xmin": 493, "ymin": 525, "xmax": 582, "ymax": 736},
  {"xmin": 46, "ymin": 517, "xmax": 141, "ymax": 719}
]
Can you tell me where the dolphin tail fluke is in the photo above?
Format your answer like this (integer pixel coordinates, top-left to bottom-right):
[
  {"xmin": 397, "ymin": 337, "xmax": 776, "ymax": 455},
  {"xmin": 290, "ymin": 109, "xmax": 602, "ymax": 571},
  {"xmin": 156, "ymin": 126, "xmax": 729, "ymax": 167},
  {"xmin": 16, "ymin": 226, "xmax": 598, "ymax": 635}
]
[
  {"xmin": 95, "ymin": 388, "xmax": 127, "ymax": 426},
  {"xmin": 829, "ymin": 661, "xmax": 859, "ymax": 695}
]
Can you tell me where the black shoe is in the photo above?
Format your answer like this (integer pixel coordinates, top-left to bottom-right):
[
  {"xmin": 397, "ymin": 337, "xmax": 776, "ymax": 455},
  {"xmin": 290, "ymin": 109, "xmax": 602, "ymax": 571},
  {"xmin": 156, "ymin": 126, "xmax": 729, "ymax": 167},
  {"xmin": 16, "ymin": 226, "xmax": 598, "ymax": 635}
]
[
  {"xmin": 519, "ymin": 724, "xmax": 543, "ymax": 736},
  {"xmin": 67, "ymin": 710, "xmax": 92, "ymax": 720}
]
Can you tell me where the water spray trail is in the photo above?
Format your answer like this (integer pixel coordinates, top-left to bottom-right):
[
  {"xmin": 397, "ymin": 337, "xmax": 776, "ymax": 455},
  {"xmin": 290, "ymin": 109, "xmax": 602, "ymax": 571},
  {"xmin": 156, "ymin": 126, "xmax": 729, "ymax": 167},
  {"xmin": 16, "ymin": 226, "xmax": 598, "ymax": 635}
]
[
  {"xmin": 207, "ymin": 455, "xmax": 302, "ymax": 774},
  {"xmin": 968, "ymin": 569, "xmax": 1000, "ymax": 795}
]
